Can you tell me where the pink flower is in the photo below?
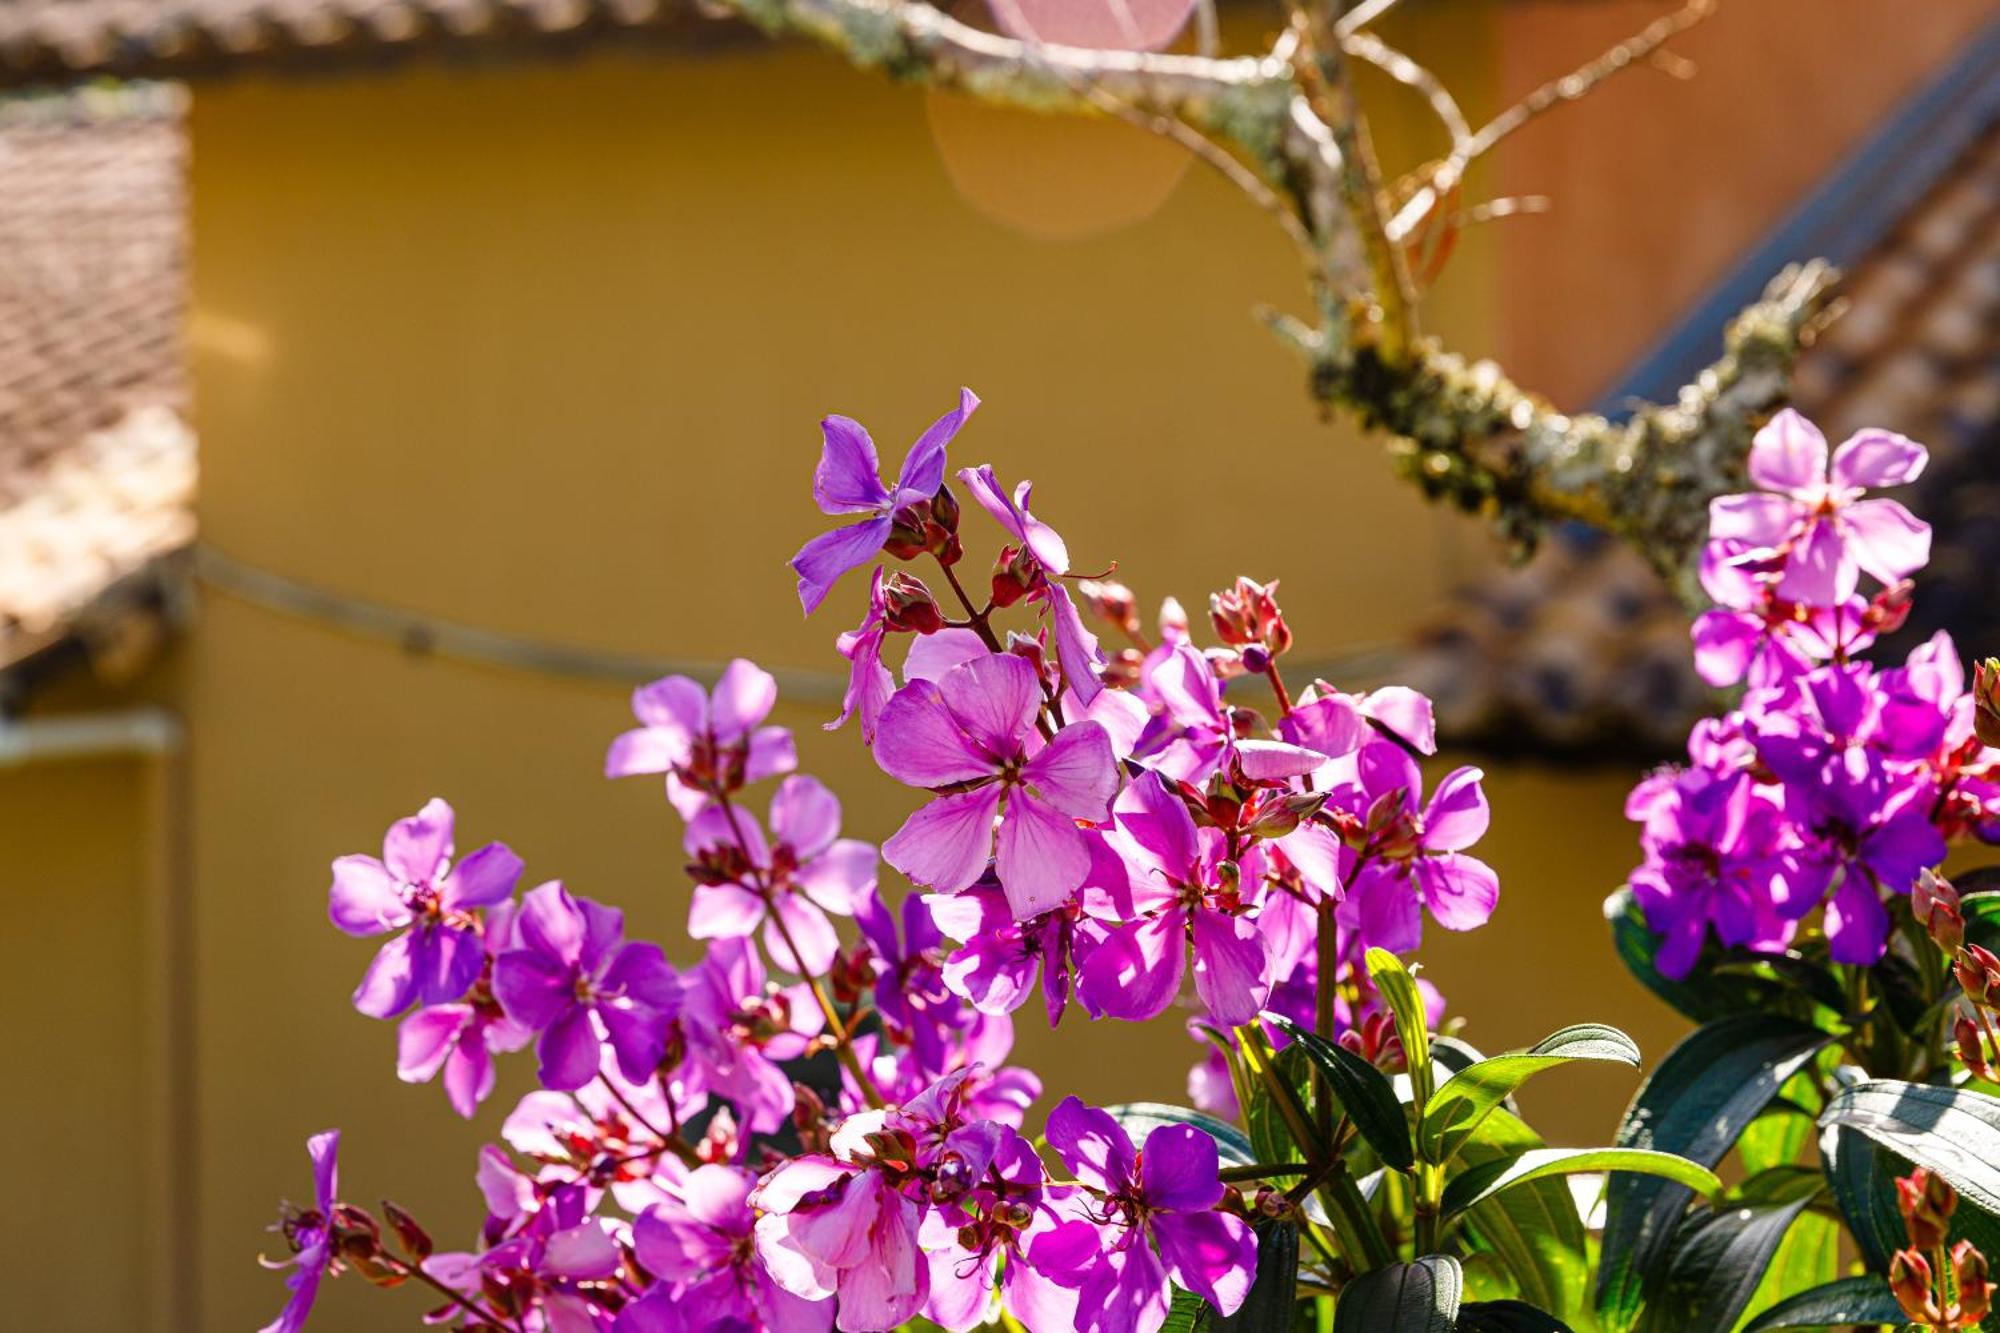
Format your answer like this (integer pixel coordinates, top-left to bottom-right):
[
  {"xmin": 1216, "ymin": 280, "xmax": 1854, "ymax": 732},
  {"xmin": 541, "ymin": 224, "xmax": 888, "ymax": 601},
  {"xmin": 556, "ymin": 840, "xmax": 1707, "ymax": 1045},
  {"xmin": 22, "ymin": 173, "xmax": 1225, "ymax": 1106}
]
[
  {"xmin": 752, "ymin": 1114, "xmax": 932, "ymax": 1330},
  {"xmin": 1076, "ymin": 771, "xmax": 1275, "ymax": 1026},
  {"xmin": 679, "ymin": 938, "xmax": 823, "ymax": 1134},
  {"xmin": 874, "ymin": 653, "xmax": 1119, "ymax": 920},
  {"xmin": 1044, "ymin": 1099, "xmax": 1257, "ymax": 1333},
  {"xmin": 327, "ymin": 797, "xmax": 523, "ymax": 1019},
  {"xmin": 631, "ymin": 1165, "xmax": 833, "ymax": 1331},
  {"xmin": 958, "ymin": 464, "xmax": 1106, "ymax": 703},
  {"xmin": 683, "ymin": 776, "xmax": 877, "ymax": 976},
  {"xmin": 1708, "ymin": 409, "xmax": 1930, "ymax": 608},
  {"xmin": 606, "ymin": 660, "xmax": 798, "ymax": 817},
  {"xmin": 396, "ymin": 900, "xmax": 534, "ymax": 1117},
  {"xmin": 259, "ymin": 1130, "xmax": 341, "ymax": 1333},
  {"xmin": 1331, "ymin": 741, "xmax": 1498, "ymax": 953},
  {"xmin": 790, "ymin": 389, "xmax": 979, "ymax": 614}
]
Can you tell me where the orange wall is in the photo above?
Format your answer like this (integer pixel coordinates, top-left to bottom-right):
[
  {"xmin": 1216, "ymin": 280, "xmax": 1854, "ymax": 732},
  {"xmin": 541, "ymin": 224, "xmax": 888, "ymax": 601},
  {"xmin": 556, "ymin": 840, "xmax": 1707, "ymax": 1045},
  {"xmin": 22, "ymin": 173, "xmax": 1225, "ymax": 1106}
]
[{"xmin": 1494, "ymin": 0, "xmax": 1993, "ymax": 406}]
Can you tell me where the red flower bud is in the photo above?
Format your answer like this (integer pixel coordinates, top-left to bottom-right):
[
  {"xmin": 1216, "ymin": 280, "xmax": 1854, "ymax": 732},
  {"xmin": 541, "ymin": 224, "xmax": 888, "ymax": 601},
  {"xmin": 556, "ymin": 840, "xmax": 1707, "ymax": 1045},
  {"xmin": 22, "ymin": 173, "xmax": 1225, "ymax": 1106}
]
[
  {"xmin": 990, "ymin": 545, "xmax": 1036, "ymax": 608},
  {"xmin": 1977, "ymin": 660, "xmax": 2000, "ymax": 752},
  {"xmin": 882, "ymin": 571, "xmax": 946, "ymax": 634},
  {"xmin": 1957, "ymin": 1240, "xmax": 1992, "ymax": 1324},
  {"xmin": 1958, "ymin": 1015, "xmax": 1993, "ymax": 1080},
  {"xmin": 1865, "ymin": 579, "xmax": 1916, "ymax": 636},
  {"xmin": 1076, "ymin": 578, "xmax": 1139, "ymax": 634},
  {"xmin": 1959, "ymin": 946, "xmax": 2000, "ymax": 1008},
  {"xmin": 1891, "ymin": 1248, "xmax": 1941, "ymax": 1326},
  {"xmin": 381, "ymin": 1200, "xmax": 433, "ymax": 1263},
  {"xmin": 1899, "ymin": 1167, "xmax": 1957, "ymax": 1250},
  {"xmin": 1208, "ymin": 577, "xmax": 1292, "ymax": 656}
]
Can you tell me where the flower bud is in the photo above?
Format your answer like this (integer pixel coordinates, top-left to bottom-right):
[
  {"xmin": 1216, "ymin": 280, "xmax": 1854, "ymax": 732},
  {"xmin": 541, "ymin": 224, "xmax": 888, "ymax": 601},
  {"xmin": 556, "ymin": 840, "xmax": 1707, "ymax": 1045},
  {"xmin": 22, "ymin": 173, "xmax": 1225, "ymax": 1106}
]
[
  {"xmin": 882, "ymin": 572, "xmax": 946, "ymax": 634},
  {"xmin": 1209, "ymin": 577, "xmax": 1291, "ymax": 656},
  {"xmin": 1977, "ymin": 659, "xmax": 2000, "ymax": 751},
  {"xmin": 1917, "ymin": 869, "xmax": 1965, "ymax": 950},
  {"xmin": 1076, "ymin": 579, "xmax": 1139, "ymax": 634},
  {"xmin": 381, "ymin": 1200, "xmax": 433, "ymax": 1263},
  {"xmin": 1958, "ymin": 1015, "xmax": 1993, "ymax": 1080},
  {"xmin": 1957, "ymin": 1241, "xmax": 1992, "ymax": 1324},
  {"xmin": 1158, "ymin": 596, "xmax": 1189, "ymax": 639},
  {"xmin": 1898, "ymin": 1167, "xmax": 1957, "ymax": 1250},
  {"xmin": 1959, "ymin": 945, "xmax": 2000, "ymax": 1008},
  {"xmin": 991, "ymin": 545, "xmax": 1036, "ymax": 608},
  {"xmin": 1891, "ymin": 1248, "xmax": 1940, "ymax": 1326},
  {"xmin": 930, "ymin": 481, "xmax": 961, "ymax": 534},
  {"xmin": 1865, "ymin": 579, "xmax": 1916, "ymax": 636}
]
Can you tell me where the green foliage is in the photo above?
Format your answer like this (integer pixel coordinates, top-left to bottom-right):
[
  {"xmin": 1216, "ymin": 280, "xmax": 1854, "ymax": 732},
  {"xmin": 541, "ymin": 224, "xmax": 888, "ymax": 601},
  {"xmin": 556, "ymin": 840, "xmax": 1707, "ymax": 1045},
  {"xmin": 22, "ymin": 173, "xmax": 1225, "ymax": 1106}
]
[
  {"xmin": 1270, "ymin": 1016, "xmax": 1415, "ymax": 1171},
  {"xmin": 1419, "ymin": 1026, "xmax": 1641, "ymax": 1166},
  {"xmin": 1737, "ymin": 1275, "xmax": 1904, "ymax": 1331},
  {"xmin": 1333, "ymin": 1256, "xmax": 1462, "ymax": 1332}
]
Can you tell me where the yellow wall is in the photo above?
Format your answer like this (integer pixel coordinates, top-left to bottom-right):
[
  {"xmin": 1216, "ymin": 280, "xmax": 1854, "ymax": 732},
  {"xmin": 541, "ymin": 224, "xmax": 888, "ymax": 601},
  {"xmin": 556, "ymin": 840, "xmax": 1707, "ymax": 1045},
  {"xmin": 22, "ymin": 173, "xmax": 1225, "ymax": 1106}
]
[{"xmin": 15, "ymin": 3, "xmax": 1968, "ymax": 1328}]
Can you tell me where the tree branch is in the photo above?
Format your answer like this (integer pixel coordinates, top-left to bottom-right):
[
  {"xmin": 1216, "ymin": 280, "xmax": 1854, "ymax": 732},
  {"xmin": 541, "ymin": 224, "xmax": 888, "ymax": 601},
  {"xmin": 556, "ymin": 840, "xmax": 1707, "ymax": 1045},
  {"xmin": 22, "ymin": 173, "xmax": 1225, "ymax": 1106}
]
[{"xmin": 701, "ymin": 0, "xmax": 1833, "ymax": 606}]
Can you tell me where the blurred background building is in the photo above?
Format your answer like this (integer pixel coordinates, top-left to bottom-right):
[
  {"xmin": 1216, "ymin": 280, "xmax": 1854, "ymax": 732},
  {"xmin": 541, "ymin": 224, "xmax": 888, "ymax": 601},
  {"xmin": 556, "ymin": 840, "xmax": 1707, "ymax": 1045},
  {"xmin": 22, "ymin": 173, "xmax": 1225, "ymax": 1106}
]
[{"xmin": 0, "ymin": 1, "xmax": 1992, "ymax": 1328}]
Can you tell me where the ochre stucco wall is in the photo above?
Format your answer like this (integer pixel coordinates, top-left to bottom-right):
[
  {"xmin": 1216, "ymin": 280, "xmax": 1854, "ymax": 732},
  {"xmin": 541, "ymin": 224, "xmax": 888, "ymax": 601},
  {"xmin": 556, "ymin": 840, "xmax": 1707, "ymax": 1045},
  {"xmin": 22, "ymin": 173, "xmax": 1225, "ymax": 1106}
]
[{"xmin": 7, "ymin": 3, "xmax": 1984, "ymax": 1329}]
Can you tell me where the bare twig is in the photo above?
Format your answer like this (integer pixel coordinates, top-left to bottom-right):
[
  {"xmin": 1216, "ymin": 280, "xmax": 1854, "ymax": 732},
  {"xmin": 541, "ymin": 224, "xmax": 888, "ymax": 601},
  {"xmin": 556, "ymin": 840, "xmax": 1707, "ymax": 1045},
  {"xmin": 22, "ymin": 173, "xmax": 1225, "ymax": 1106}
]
[{"xmin": 1388, "ymin": 0, "xmax": 1720, "ymax": 242}]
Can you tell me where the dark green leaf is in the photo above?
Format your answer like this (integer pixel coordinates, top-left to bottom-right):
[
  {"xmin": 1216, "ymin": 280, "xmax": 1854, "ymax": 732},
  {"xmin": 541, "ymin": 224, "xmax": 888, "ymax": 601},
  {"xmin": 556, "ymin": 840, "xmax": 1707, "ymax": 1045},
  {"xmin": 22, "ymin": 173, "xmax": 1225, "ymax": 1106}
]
[
  {"xmin": 1456, "ymin": 1302, "xmax": 1576, "ymax": 1332},
  {"xmin": 1713, "ymin": 953, "xmax": 1847, "ymax": 1015},
  {"xmin": 1269, "ymin": 1016, "xmax": 1415, "ymax": 1171},
  {"xmin": 1106, "ymin": 1103, "xmax": 1256, "ymax": 1168},
  {"xmin": 1738, "ymin": 1274, "xmax": 1905, "ymax": 1332},
  {"xmin": 1419, "ymin": 1024, "xmax": 1641, "ymax": 1165},
  {"xmin": 1818, "ymin": 1121, "xmax": 1910, "ymax": 1274},
  {"xmin": 1820, "ymin": 1078, "xmax": 2000, "ymax": 1216},
  {"xmin": 1594, "ymin": 1015, "xmax": 1831, "ymax": 1331},
  {"xmin": 1604, "ymin": 888, "xmax": 1785, "ymax": 1025},
  {"xmin": 1244, "ymin": 1043, "xmax": 1316, "ymax": 1169},
  {"xmin": 1721, "ymin": 1163, "xmax": 1826, "ymax": 1209},
  {"xmin": 1868, "ymin": 951, "xmax": 1930, "ymax": 1038},
  {"xmin": 1450, "ymin": 1108, "xmax": 1588, "ymax": 1323},
  {"xmin": 1210, "ymin": 1221, "xmax": 1299, "ymax": 1333},
  {"xmin": 1160, "ymin": 1289, "xmax": 1213, "ymax": 1333},
  {"xmin": 1736, "ymin": 1208, "xmax": 1837, "ymax": 1333},
  {"xmin": 1333, "ymin": 1255, "xmax": 1461, "ymax": 1333},
  {"xmin": 1444, "ymin": 1148, "xmax": 1719, "ymax": 1219},
  {"xmin": 1637, "ymin": 1198, "xmax": 1812, "ymax": 1332}
]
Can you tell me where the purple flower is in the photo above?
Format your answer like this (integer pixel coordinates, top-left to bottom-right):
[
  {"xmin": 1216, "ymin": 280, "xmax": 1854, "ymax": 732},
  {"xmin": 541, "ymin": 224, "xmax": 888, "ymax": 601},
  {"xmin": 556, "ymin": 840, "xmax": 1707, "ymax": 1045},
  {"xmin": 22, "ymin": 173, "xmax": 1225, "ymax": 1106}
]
[
  {"xmin": 632, "ymin": 1165, "xmax": 833, "ymax": 1332},
  {"xmin": 1044, "ymin": 1098, "xmax": 1257, "ymax": 1333},
  {"xmin": 875, "ymin": 652, "xmax": 1120, "ymax": 920},
  {"xmin": 425, "ymin": 1180, "xmax": 619, "ymax": 1331},
  {"xmin": 855, "ymin": 888, "xmax": 969, "ymax": 1073},
  {"xmin": 752, "ymin": 1115, "xmax": 932, "ymax": 1330},
  {"xmin": 828, "ymin": 567, "xmax": 896, "ymax": 744},
  {"xmin": 684, "ymin": 776, "xmax": 877, "ymax": 977},
  {"xmin": 928, "ymin": 875, "xmax": 1112, "ymax": 1028},
  {"xmin": 1708, "ymin": 409, "xmax": 1930, "ymax": 607},
  {"xmin": 493, "ymin": 882, "xmax": 682, "ymax": 1091},
  {"xmin": 1779, "ymin": 765, "xmax": 1946, "ymax": 964},
  {"xmin": 606, "ymin": 660, "xmax": 798, "ymax": 817},
  {"xmin": 328, "ymin": 798, "xmax": 523, "ymax": 1019},
  {"xmin": 396, "ymin": 900, "xmax": 534, "ymax": 1117},
  {"xmin": 1144, "ymin": 642, "xmax": 1327, "ymax": 785},
  {"xmin": 791, "ymin": 388, "xmax": 980, "ymax": 614},
  {"xmin": 958, "ymin": 464, "xmax": 1105, "ymax": 702},
  {"xmin": 1688, "ymin": 540, "xmax": 1869, "ymax": 688},
  {"xmin": 259, "ymin": 1130, "xmax": 340, "ymax": 1333},
  {"xmin": 1625, "ymin": 769, "xmax": 1798, "ymax": 978},
  {"xmin": 1331, "ymin": 740, "xmax": 1499, "ymax": 953},
  {"xmin": 679, "ymin": 937, "xmax": 823, "ymax": 1134},
  {"xmin": 1076, "ymin": 771, "xmax": 1274, "ymax": 1026},
  {"xmin": 918, "ymin": 1125, "xmax": 1097, "ymax": 1333}
]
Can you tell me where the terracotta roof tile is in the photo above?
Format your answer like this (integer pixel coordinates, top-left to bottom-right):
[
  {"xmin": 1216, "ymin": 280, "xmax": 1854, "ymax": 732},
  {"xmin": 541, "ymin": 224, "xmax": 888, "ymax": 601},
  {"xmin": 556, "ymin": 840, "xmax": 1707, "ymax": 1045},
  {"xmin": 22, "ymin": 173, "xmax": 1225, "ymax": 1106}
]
[{"xmin": 0, "ymin": 83, "xmax": 189, "ymax": 673}]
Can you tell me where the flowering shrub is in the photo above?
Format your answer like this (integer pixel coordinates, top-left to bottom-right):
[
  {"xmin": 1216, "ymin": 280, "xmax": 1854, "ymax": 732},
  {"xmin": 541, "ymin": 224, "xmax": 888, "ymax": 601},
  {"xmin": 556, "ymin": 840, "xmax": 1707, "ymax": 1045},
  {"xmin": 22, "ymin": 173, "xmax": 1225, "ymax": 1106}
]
[{"xmin": 264, "ymin": 396, "xmax": 2000, "ymax": 1333}]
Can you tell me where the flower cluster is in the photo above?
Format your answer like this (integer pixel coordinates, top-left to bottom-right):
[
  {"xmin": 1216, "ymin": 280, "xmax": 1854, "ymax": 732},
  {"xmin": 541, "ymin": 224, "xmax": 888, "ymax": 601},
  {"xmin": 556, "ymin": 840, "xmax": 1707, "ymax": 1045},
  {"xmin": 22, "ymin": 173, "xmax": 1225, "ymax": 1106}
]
[
  {"xmin": 1627, "ymin": 410, "xmax": 2000, "ymax": 973},
  {"xmin": 1888, "ymin": 1167, "xmax": 1990, "ymax": 1331},
  {"xmin": 267, "ymin": 388, "xmax": 1506, "ymax": 1333}
]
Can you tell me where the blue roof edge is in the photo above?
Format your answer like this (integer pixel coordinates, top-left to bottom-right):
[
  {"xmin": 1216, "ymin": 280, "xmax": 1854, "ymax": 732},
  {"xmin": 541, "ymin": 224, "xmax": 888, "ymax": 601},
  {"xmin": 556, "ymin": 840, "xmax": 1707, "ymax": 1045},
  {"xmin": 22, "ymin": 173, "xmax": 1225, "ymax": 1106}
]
[{"xmin": 1591, "ymin": 17, "xmax": 2000, "ymax": 420}]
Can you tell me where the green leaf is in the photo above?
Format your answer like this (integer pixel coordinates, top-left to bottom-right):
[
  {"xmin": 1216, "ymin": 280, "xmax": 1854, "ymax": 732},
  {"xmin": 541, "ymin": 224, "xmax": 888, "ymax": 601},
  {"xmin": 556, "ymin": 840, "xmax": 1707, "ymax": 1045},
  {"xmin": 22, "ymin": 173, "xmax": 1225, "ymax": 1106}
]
[
  {"xmin": 1820, "ymin": 1078, "xmax": 2000, "ymax": 1216},
  {"xmin": 1603, "ymin": 888, "xmax": 1785, "ymax": 1025},
  {"xmin": 1818, "ymin": 1121, "xmax": 1911, "ymax": 1274},
  {"xmin": 1105, "ymin": 1103, "xmax": 1256, "ymax": 1168},
  {"xmin": 1593, "ymin": 1016, "xmax": 1831, "ymax": 1331},
  {"xmin": 1735, "ymin": 1208, "xmax": 1836, "ymax": 1333},
  {"xmin": 1449, "ymin": 1108, "xmax": 1589, "ymax": 1324},
  {"xmin": 1161, "ymin": 1289, "xmax": 1213, "ymax": 1333},
  {"xmin": 1635, "ymin": 1198, "xmax": 1813, "ymax": 1332},
  {"xmin": 1733, "ymin": 1070, "xmax": 1822, "ymax": 1177},
  {"xmin": 1333, "ymin": 1255, "xmax": 1461, "ymax": 1333},
  {"xmin": 1243, "ymin": 1042, "xmax": 1315, "ymax": 1169},
  {"xmin": 1456, "ymin": 1303, "xmax": 1577, "ymax": 1332},
  {"xmin": 1738, "ymin": 1274, "xmax": 1905, "ymax": 1332},
  {"xmin": 1444, "ymin": 1149, "xmax": 1719, "ymax": 1219},
  {"xmin": 1269, "ymin": 1016, "xmax": 1415, "ymax": 1171},
  {"xmin": 1210, "ymin": 1220, "xmax": 1299, "ymax": 1333},
  {"xmin": 1719, "ymin": 1163, "xmax": 1825, "ymax": 1210},
  {"xmin": 1419, "ymin": 1024, "xmax": 1641, "ymax": 1166},
  {"xmin": 1367, "ymin": 948, "xmax": 1434, "ymax": 1109}
]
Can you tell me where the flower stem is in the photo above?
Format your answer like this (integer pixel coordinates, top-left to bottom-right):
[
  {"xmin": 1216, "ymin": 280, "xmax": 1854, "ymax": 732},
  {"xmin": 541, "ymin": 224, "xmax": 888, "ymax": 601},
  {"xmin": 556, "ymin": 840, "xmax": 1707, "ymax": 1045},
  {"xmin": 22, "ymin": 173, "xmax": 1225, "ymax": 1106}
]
[
  {"xmin": 711, "ymin": 790, "xmax": 888, "ymax": 1110},
  {"xmin": 936, "ymin": 556, "xmax": 1004, "ymax": 653}
]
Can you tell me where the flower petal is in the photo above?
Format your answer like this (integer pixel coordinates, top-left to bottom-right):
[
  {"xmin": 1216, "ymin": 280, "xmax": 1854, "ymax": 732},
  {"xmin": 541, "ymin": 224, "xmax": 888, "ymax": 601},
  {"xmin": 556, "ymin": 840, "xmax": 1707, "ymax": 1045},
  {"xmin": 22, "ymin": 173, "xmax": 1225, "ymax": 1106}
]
[
  {"xmin": 328, "ymin": 855, "xmax": 409, "ymax": 937},
  {"xmin": 1708, "ymin": 492, "xmax": 1798, "ymax": 547},
  {"xmin": 1748, "ymin": 408, "xmax": 1827, "ymax": 494},
  {"xmin": 1139, "ymin": 1123, "xmax": 1223, "ymax": 1211},
  {"xmin": 444, "ymin": 842, "xmax": 523, "ymax": 911},
  {"xmin": 897, "ymin": 388, "xmax": 979, "ymax": 501},
  {"xmin": 813, "ymin": 414, "xmax": 891, "ymax": 514},
  {"xmin": 1777, "ymin": 517, "xmax": 1855, "ymax": 607},
  {"xmin": 938, "ymin": 653, "xmax": 1043, "ymax": 756},
  {"xmin": 1831, "ymin": 427, "xmax": 1926, "ymax": 489},
  {"xmin": 1076, "ymin": 912, "xmax": 1185, "ymax": 1022},
  {"xmin": 1842, "ymin": 497, "xmax": 1932, "ymax": 586},
  {"xmin": 883, "ymin": 786, "xmax": 1003, "ymax": 896},
  {"xmin": 352, "ymin": 932, "xmax": 422, "ymax": 1019},
  {"xmin": 770, "ymin": 775, "xmax": 842, "ymax": 859},
  {"xmin": 1190, "ymin": 910, "xmax": 1269, "ymax": 1027},
  {"xmin": 1421, "ymin": 766, "xmax": 1489, "ymax": 851},
  {"xmin": 1023, "ymin": 720, "xmax": 1119, "ymax": 821},
  {"xmin": 996, "ymin": 790, "xmax": 1092, "ymax": 919},
  {"xmin": 874, "ymin": 679, "xmax": 998, "ymax": 787},
  {"xmin": 383, "ymin": 798, "xmax": 454, "ymax": 884},
  {"xmin": 1417, "ymin": 853, "xmax": 1499, "ymax": 931},
  {"xmin": 1151, "ymin": 1209, "xmax": 1257, "ymax": 1315},
  {"xmin": 536, "ymin": 1005, "xmax": 602, "ymax": 1091},
  {"xmin": 792, "ymin": 517, "xmax": 893, "ymax": 616},
  {"xmin": 712, "ymin": 659, "xmax": 779, "ymax": 740},
  {"xmin": 1045, "ymin": 1095, "xmax": 1135, "ymax": 1193}
]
